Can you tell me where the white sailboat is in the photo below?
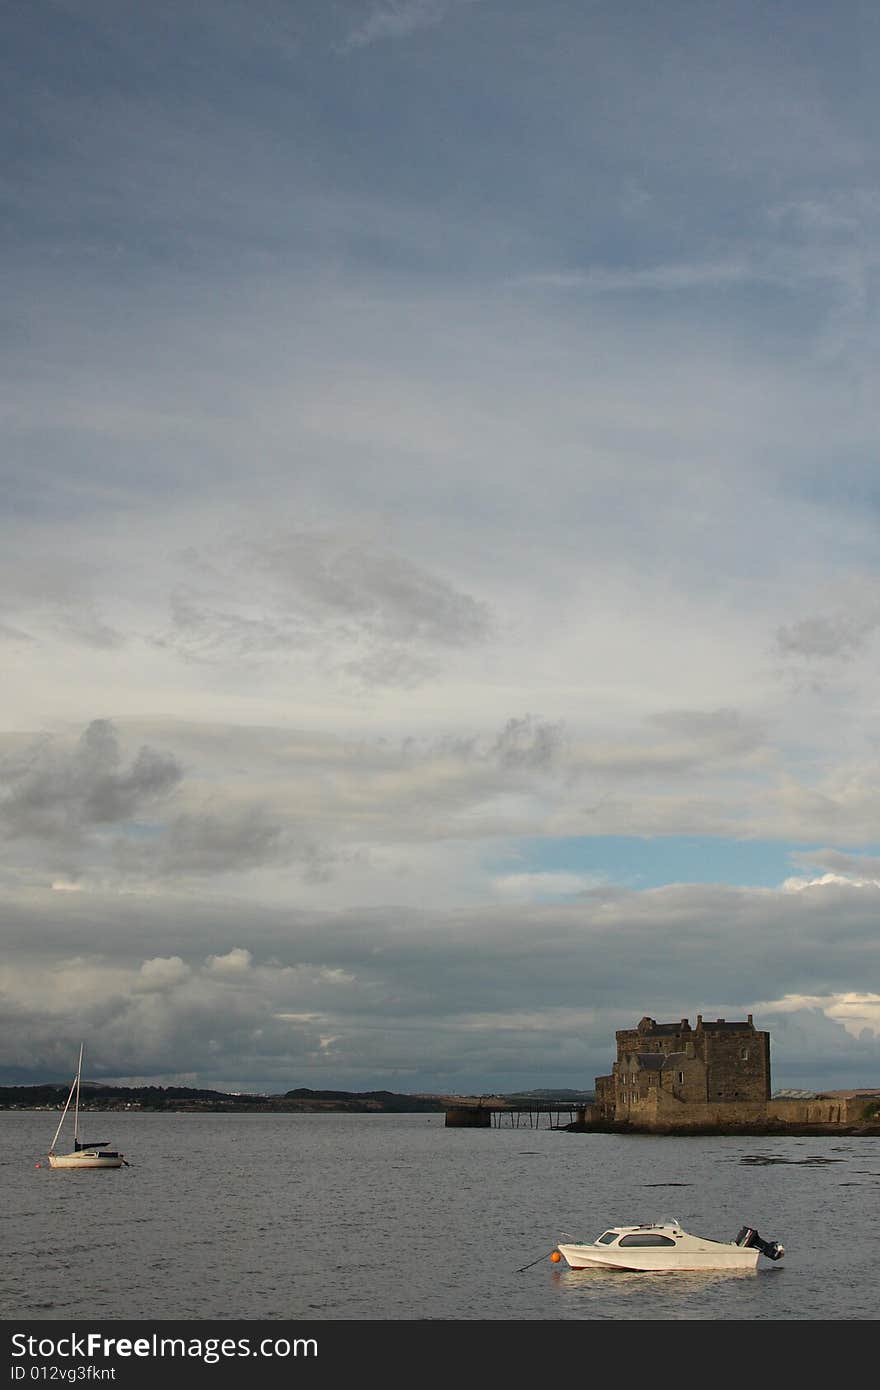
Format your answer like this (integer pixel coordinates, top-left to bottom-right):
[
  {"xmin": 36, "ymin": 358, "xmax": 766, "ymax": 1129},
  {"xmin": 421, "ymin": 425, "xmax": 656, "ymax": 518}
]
[{"xmin": 47, "ymin": 1043, "xmax": 128, "ymax": 1169}]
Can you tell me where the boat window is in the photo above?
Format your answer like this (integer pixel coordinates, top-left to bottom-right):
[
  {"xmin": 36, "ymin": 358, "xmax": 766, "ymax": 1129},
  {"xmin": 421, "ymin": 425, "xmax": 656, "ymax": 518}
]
[
  {"xmin": 618, "ymin": 1234, "xmax": 677, "ymax": 1247},
  {"xmin": 597, "ymin": 1232, "xmax": 618, "ymax": 1245}
]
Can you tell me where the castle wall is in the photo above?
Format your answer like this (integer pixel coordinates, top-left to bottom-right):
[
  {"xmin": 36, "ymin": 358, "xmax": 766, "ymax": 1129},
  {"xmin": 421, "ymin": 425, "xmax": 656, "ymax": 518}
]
[
  {"xmin": 621, "ymin": 1092, "xmax": 850, "ymax": 1128},
  {"xmin": 661, "ymin": 1054, "xmax": 707, "ymax": 1103},
  {"xmin": 607, "ymin": 1015, "xmax": 771, "ymax": 1116},
  {"xmin": 593, "ymin": 1075, "xmax": 615, "ymax": 1120},
  {"xmin": 583, "ymin": 1091, "xmax": 878, "ymax": 1131},
  {"xmin": 614, "ymin": 1020, "xmax": 693, "ymax": 1059},
  {"xmin": 592, "ymin": 1015, "xmax": 875, "ymax": 1131},
  {"xmin": 699, "ymin": 1028, "xmax": 769, "ymax": 1102}
]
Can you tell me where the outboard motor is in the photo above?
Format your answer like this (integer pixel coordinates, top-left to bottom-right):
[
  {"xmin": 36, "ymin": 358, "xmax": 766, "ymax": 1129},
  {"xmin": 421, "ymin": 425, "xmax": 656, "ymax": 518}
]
[{"xmin": 735, "ymin": 1226, "xmax": 785, "ymax": 1260}]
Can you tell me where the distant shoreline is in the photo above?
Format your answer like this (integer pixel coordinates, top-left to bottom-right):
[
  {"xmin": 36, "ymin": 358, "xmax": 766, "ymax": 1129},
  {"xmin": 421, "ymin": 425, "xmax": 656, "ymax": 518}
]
[
  {"xmin": 0, "ymin": 1084, "xmax": 445, "ymax": 1114},
  {"xmin": 0, "ymin": 1083, "xmax": 594, "ymax": 1115}
]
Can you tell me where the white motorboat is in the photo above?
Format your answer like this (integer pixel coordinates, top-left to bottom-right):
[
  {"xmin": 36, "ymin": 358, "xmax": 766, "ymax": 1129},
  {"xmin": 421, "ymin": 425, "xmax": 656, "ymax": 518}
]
[
  {"xmin": 555, "ymin": 1222, "xmax": 783, "ymax": 1272},
  {"xmin": 47, "ymin": 1044, "xmax": 128, "ymax": 1170}
]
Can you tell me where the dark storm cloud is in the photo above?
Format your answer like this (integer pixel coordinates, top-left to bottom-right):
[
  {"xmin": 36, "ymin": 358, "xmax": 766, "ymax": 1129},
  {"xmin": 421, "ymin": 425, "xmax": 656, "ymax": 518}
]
[
  {"xmin": 2, "ymin": 877, "xmax": 878, "ymax": 1090},
  {"xmin": 0, "ymin": 719, "xmax": 182, "ymax": 842}
]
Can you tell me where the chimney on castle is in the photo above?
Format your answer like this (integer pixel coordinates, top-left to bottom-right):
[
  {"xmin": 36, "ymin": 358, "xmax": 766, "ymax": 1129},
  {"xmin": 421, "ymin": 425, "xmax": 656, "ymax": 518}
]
[
  {"xmin": 696, "ymin": 1014, "xmax": 703, "ymax": 1028},
  {"xmin": 747, "ymin": 1013, "xmax": 754, "ymax": 1026}
]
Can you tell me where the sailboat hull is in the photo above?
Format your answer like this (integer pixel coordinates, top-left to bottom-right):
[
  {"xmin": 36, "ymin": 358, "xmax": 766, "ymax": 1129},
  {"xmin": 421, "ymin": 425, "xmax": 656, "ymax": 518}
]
[{"xmin": 48, "ymin": 1151, "xmax": 125, "ymax": 1169}]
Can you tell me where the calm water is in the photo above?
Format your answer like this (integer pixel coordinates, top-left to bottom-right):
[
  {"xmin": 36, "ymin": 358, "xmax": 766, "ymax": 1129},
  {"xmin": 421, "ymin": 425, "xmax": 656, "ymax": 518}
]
[{"xmin": 2, "ymin": 1111, "xmax": 878, "ymax": 1320}]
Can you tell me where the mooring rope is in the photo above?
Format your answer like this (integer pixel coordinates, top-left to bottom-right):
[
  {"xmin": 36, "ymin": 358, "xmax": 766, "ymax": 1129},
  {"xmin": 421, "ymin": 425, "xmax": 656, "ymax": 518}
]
[{"xmin": 516, "ymin": 1248, "xmax": 557, "ymax": 1273}]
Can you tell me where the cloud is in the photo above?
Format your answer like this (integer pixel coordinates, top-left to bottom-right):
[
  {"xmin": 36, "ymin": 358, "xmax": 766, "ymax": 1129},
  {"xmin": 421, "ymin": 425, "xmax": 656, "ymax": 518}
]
[
  {"xmin": 782, "ymin": 872, "xmax": 880, "ymax": 892},
  {"xmin": 6, "ymin": 0, "xmax": 880, "ymax": 1099},
  {"xmin": 250, "ymin": 532, "xmax": 493, "ymax": 649},
  {"xmin": 788, "ymin": 847, "xmax": 880, "ymax": 879},
  {"xmin": 762, "ymin": 766, "xmax": 880, "ymax": 845},
  {"xmin": 6, "ymin": 705, "xmax": 878, "ymax": 903},
  {"xmin": 648, "ymin": 708, "xmax": 764, "ymax": 754},
  {"xmin": 342, "ymin": 646, "xmax": 434, "ymax": 688},
  {"xmin": 775, "ymin": 612, "xmax": 880, "ymax": 660},
  {"xmin": 53, "ymin": 606, "xmax": 125, "ymax": 650},
  {"xmin": 754, "ymin": 991, "xmax": 880, "ymax": 1040},
  {"xmin": 154, "ymin": 532, "xmax": 493, "ymax": 688},
  {"xmin": 137, "ymin": 955, "xmax": 191, "ymax": 991},
  {"xmin": 0, "ymin": 620, "xmax": 33, "ymax": 643},
  {"xmin": 514, "ymin": 260, "xmax": 761, "ymax": 294},
  {"xmin": 489, "ymin": 715, "xmax": 564, "ymax": 771},
  {"xmin": 205, "ymin": 947, "xmax": 253, "ymax": 975},
  {"xmin": 341, "ymin": 0, "xmax": 476, "ymax": 51},
  {"xmin": 114, "ymin": 808, "xmax": 290, "ymax": 878},
  {"xmin": 491, "ymin": 870, "xmax": 606, "ymax": 902},
  {"xmin": 565, "ymin": 709, "xmax": 767, "ymax": 781},
  {"xmin": 163, "ymin": 587, "xmax": 293, "ymax": 660},
  {"xmin": 2, "ymin": 877, "xmax": 879, "ymax": 1091},
  {"xmin": 0, "ymin": 720, "xmax": 182, "ymax": 844}
]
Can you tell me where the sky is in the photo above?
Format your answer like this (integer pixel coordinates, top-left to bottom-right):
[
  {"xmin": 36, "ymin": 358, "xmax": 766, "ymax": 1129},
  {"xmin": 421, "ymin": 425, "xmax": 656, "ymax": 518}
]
[{"xmin": 2, "ymin": 0, "xmax": 880, "ymax": 1095}]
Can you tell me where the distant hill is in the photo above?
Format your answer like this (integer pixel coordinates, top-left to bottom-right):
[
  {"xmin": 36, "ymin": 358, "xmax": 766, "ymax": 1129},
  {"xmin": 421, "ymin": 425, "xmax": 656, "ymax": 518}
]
[
  {"xmin": 0, "ymin": 1083, "xmax": 446, "ymax": 1113},
  {"xmin": 1, "ymin": 1082, "xmax": 594, "ymax": 1113},
  {"xmin": 0, "ymin": 1083, "xmax": 258, "ymax": 1108},
  {"xmin": 282, "ymin": 1088, "xmax": 445, "ymax": 1112},
  {"xmin": 501, "ymin": 1089, "xmax": 596, "ymax": 1101}
]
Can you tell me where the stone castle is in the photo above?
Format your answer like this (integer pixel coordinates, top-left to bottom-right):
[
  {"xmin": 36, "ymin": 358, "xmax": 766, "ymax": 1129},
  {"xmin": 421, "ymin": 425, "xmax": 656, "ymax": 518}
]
[{"xmin": 592, "ymin": 1014, "xmax": 876, "ymax": 1131}]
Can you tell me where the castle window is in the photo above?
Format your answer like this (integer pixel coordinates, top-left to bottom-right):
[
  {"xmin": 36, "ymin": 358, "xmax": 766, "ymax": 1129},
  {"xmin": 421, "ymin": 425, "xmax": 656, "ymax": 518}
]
[
  {"xmin": 678, "ymin": 1072, "xmax": 684, "ymax": 1084},
  {"xmin": 741, "ymin": 1048, "xmax": 749, "ymax": 1060}
]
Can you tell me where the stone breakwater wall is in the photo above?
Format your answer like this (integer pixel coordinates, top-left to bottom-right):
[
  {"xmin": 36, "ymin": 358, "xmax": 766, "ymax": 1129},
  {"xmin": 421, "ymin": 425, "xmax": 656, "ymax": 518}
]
[{"xmin": 573, "ymin": 1092, "xmax": 879, "ymax": 1133}]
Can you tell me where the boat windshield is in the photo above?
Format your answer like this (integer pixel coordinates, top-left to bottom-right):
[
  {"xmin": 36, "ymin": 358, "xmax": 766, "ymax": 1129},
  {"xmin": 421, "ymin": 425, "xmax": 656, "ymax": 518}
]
[
  {"xmin": 596, "ymin": 1232, "xmax": 618, "ymax": 1245},
  {"xmin": 619, "ymin": 1233, "xmax": 677, "ymax": 1247}
]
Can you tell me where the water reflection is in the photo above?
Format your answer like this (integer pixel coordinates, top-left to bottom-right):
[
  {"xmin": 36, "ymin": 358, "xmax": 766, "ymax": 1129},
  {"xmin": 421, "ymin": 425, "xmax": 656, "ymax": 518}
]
[{"xmin": 550, "ymin": 1266, "xmax": 759, "ymax": 1296}]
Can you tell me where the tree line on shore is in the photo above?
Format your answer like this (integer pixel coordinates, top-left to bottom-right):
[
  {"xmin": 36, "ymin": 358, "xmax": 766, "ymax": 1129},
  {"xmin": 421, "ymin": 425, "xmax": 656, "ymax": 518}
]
[
  {"xmin": 0, "ymin": 1082, "xmax": 448, "ymax": 1112},
  {"xmin": 1, "ymin": 1082, "xmax": 596, "ymax": 1113}
]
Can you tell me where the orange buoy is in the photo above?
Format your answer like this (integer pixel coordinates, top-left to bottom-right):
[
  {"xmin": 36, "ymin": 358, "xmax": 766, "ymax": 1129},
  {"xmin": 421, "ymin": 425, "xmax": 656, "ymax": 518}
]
[{"xmin": 550, "ymin": 1249, "xmax": 561, "ymax": 1263}]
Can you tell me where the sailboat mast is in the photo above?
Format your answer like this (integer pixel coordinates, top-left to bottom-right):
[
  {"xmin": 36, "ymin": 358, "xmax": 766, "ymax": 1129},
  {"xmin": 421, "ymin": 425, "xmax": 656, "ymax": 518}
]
[
  {"xmin": 49, "ymin": 1070, "xmax": 77, "ymax": 1154},
  {"xmin": 73, "ymin": 1042, "xmax": 83, "ymax": 1148}
]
